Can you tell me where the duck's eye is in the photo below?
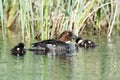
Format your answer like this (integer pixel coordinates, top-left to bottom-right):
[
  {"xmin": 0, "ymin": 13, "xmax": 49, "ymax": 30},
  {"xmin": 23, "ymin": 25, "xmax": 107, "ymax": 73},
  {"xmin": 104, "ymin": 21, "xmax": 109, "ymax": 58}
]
[{"xmin": 67, "ymin": 32, "xmax": 69, "ymax": 35}]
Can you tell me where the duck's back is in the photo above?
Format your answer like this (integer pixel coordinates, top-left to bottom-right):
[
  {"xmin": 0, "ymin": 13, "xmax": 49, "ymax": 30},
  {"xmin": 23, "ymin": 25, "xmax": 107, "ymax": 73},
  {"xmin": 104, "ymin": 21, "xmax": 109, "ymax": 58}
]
[{"xmin": 31, "ymin": 39, "xmax": 70, "ymax": 51}]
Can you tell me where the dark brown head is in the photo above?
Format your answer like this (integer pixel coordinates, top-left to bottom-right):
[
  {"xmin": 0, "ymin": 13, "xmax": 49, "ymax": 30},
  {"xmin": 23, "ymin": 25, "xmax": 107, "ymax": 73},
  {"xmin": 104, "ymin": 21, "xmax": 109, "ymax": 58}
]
[{"xmin": 58, "ymin": 31, "xmax": 77, "ymax": 42}]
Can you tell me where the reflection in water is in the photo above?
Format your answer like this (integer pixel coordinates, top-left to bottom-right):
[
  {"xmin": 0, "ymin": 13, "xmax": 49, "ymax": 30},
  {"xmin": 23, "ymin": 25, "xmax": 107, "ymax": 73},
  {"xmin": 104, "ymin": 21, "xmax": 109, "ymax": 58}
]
[
  {"xmin": 31, "ymin": 55, "xmax": 75, "ymax": 80},
  {"xmin": 29, "ymin": 49, "xmax": 77, "ymax": 56},
  {"xmin": 26, "ymin": 50, "xmax": 77, "ymax": 80},
  {"xmin": 0, "ymin": 36, "xmax": 120, "ymax": 80}
]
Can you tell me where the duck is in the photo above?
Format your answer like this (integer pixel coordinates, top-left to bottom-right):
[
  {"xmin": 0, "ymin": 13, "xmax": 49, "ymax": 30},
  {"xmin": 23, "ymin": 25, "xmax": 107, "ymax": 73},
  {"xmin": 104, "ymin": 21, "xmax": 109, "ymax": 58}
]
[
  {"xmin": 29, "ymin": 31, "xmax": 78, "ymax": 55},
  {"xmin": 11, "ymin": 43, "xmax": 26, "ymax": 56},
  {"xmin": 75, "ymin": 37, "xmax": 96, "ymax": 49}
]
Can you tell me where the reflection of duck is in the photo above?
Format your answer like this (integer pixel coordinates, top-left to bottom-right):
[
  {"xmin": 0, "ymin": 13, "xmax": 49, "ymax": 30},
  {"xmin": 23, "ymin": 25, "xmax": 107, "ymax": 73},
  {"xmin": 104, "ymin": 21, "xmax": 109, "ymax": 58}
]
[
  {"xmin": 30, "ymin": 49, "xmax": 74, "ymax": 56},
  {"xmin": 75, "ymin": 37, "xmax": 96, "ymax": 49},
  {"xmin": 11, "ymin": 43, "xmax": 26, "ymax": 56},
  {"xmin": 29, "ymin": 31, "xmax": 78, "ymax": 55}
]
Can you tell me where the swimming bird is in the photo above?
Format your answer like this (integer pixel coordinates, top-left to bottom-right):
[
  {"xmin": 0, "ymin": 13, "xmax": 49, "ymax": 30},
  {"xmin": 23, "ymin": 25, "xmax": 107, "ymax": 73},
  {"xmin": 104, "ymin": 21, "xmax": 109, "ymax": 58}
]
[
  {"xmin": 29, "ymin": 31, "xmax": 78, "ymax": 55},
  {"xmin": 75, "ymin": 37, "xmax": 96, "ymax": 49},
  {"xmin": 11, "ymin": 43, "xmax": 26, "ymax": 56}
]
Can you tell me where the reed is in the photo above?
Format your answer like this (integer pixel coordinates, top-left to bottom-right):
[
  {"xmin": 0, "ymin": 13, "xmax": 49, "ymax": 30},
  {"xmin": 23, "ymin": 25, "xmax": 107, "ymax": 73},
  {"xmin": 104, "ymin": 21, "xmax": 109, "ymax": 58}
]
[
  {"xmin": 0, "ymin": 0, "xmax": 120, "ymax": 40},
  {"xmin": 20, "ymin": 0, "xmax": 35, "ymax": 40},
  {"xmin": 0, "ymin": 0, "xmax": 5, "ymax": 39},
  {"xmin": 107, "ymin": 0, "xmax": 118, "ymax": 37}
]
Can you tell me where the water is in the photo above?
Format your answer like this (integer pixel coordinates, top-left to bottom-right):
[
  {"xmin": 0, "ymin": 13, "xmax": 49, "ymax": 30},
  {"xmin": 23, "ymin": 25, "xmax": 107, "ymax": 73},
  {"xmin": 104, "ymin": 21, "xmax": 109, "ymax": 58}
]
[{"xmin": 0, "ymin": 36, "xmax": 120, "ymax": 80}]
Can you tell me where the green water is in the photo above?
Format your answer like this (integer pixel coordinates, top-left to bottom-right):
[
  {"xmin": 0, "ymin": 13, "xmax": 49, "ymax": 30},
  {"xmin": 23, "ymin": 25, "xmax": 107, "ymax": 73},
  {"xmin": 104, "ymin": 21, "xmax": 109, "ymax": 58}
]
[{"xmin": 0, "ymin": 36, "xmax": 120, "ymax": 80}]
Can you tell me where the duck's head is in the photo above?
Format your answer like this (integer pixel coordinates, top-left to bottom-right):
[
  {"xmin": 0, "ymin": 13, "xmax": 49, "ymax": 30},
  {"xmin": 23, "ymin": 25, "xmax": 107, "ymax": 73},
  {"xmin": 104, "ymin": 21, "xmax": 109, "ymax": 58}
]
[
  {"xmin": 75, "ymin": 37, "xmax": 83, "ymax": 44},
  {"xmin": 18, "ymin": 43, "xmax": 25, "ymax": 49},
  {"xmin": 58, "ymin": 31, "xmax": 78, "ymax": 42},
  {"xmin": 11, "ymin": 42, "xmax": 26, "ymax": 56}
]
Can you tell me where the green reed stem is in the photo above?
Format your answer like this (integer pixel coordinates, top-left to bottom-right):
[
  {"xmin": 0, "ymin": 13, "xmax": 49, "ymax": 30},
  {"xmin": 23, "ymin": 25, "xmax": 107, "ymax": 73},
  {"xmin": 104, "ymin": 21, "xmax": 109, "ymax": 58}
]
[
  {"xmin": 45, "ymin": 0, "xmax": 48, "ymax": 39},
  {"xmin": 20, "ymin": 0, "xmax": 24, "ymax": 39},
  {"xmin": 108, "ymin": 0, "xmax": 118, "ymax": 37},
  {"xmin": 77, "ymin": 0, "xmax": 97, "ymax": 27},
  {"xmin": 29, "ymin": 0, "xmax": 34, "ymax": 39},
  {"xmin": 41, "ymin": 0, "xmax": 44, "ymax": 40},
  {"xmin": 26, "ymin": 0, "xmax": 31, "ymax": 39},
  {"xmin": 0, "ymin": 0, "xmax": 5, "ymax": 40}
]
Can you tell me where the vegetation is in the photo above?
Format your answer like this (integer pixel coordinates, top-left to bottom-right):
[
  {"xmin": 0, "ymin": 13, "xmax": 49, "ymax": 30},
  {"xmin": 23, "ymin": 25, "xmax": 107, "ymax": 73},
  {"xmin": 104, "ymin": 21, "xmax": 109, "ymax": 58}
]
[{"xmin": 0, "ymin": 0, "xmax": 120, "ymax": 40}]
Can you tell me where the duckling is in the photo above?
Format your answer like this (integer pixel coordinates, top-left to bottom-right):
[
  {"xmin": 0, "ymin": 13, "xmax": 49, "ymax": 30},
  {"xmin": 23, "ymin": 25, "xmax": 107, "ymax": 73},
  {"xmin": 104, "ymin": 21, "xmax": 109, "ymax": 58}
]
[
  {"xmin": 29, "ymin": 31, "xmax": 78, "ymax": 55},
  {"xmin": 76, "ymin": 37, "xmax": 96, "ymax": 49},
  {"xmin": 11, "ymin": 43, "xmax": 26, "ymax": 56}
]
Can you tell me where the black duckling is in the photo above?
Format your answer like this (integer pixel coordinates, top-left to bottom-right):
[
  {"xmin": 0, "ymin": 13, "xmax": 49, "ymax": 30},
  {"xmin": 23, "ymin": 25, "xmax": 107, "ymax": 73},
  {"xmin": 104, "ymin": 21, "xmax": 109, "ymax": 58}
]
[
  {"xmin": 76, "ymin": 37, "xmax": 96, "ymax": 49},
  {"xmin": 11, "ymin": 43, "xmax": 26, "ymax": 56}
]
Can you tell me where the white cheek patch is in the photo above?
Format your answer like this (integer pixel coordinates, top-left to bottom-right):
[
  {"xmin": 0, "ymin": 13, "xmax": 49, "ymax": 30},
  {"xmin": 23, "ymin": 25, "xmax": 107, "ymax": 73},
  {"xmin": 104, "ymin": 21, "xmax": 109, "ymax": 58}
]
[
  {"xmin": 88, "ymin": 41, "xmax": 92, "ymax": 43},
  {"xmin": 78, "ymin": 40, "xmax": 83, "ymax": 44},
  {"xmin": 17, "ymin": 48, "xmax": 20, "ymax": 51}
]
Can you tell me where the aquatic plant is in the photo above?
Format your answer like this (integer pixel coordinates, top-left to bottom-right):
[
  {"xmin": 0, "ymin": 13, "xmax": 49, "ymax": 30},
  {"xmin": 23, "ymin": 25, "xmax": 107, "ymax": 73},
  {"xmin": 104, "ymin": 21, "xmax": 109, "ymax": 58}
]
[
  {"xmin": 0, "ymin": 0, "xmax": 5, "ymax": 39},
  {"xmin": 0, "ymin": 0, "xmax": 120, "ymax": 40}
]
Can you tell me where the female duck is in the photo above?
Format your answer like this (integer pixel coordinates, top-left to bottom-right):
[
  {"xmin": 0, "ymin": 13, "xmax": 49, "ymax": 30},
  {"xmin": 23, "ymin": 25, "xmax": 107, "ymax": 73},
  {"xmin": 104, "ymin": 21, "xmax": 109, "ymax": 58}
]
[
  {"xmin": 76, "ymin": 37, "xmax": 96, "ymax": 49},
  {"xmin": 11, "ymin": 43, "xmax": 26, "ymax": 56},
  {"xmin": 29, "ymin": 31, "xmax": 77, "ymax": 54}
]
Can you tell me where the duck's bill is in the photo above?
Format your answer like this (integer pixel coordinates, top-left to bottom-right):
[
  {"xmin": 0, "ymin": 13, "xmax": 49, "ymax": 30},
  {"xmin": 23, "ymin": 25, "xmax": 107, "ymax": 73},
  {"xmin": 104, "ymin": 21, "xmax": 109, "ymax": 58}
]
[{"xmin": 71, "ymin": 34, "xmax": 78, "ymax": 39}]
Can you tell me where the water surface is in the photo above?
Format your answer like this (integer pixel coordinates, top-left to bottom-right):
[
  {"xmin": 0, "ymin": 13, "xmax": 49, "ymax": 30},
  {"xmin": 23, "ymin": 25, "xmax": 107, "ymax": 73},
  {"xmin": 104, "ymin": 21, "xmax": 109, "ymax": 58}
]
[{"xmin": 0, "ymin": 36, "xmax": 120, "ymax": 80}]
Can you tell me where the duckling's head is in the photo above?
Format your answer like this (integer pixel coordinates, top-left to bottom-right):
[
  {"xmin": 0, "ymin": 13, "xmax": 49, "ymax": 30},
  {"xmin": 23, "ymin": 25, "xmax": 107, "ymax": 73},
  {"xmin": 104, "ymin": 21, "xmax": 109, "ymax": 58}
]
[
  {"xmin": 58, "ymin": 31, "xmax": 77, "ymax": 42},
  {"xmin": 11, "ymin": 42, "xmax": 26, "ymax": 56},
  {"xmin": 18, "ymin": 43, "xmax": 25, "ymax": 49},
  {"xmin": 75, "ymin": 37, "xmax": 83, "ymax": 44}
]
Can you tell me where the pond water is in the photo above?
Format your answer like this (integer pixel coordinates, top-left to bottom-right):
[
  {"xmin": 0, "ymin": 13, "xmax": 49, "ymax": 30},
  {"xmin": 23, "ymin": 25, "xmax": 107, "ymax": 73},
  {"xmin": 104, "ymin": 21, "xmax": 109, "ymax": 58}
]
[{"xmin": 0, "ymin": 36, "xmax": 120, "ymax": 80}]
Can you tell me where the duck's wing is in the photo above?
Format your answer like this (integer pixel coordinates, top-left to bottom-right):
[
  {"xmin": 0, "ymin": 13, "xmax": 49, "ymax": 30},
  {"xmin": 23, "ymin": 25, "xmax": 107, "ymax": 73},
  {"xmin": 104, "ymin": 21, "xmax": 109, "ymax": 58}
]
[
  {"xmin": 31, "ymin": 39, "xmax": 57, "ymax": 46},
  {"xmin": 39, "ymin": 39, "xmax": 69, "ymax": 47},
  {"xmin": 31, "ymin": 39, "xmax": 70, "ymax": 51},
  {"xmin": 31, "ymin": 39, "xmax": 68, "ymax": 46}
]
